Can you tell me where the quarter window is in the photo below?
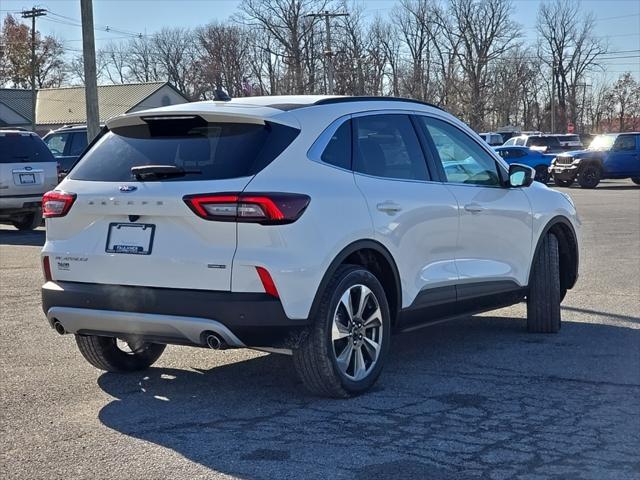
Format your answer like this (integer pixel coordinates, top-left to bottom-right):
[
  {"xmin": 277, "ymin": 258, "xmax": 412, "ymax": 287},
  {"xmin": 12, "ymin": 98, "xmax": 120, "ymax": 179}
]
[
  {"xmin": 320, "ymin": 120, "xmax": 351, "ymax": 170},
  {"xmin": 417, "ymin": 116, "xmax": 502, "ymax": 186},
  {"xmin": 353, "ymin": 114, "xmax": 429, "ymax": 181}
]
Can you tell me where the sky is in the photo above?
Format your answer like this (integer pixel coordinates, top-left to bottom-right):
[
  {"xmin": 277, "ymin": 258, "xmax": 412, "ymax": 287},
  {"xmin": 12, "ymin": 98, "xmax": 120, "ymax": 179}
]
[{"xmin": 1, "ymin": 0, "xmax": 639, "ymax": 83}]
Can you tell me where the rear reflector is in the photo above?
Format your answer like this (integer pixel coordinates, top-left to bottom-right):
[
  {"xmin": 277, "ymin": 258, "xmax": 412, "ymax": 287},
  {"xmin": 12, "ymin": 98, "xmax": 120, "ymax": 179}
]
[
  {"xmin": 256, "ymin": 266, "xmax": 279, "ymax": 298},
  {"xmin": 183, "ymin": 192, "xmax": 310, "ymax": 225},
  {"xmin": 42, "ymin": 191, "xmax": 76, "ymax": 218},
  {"xmin": 42, "ymin": 256, "xmax": 52, "ymax": 281}
]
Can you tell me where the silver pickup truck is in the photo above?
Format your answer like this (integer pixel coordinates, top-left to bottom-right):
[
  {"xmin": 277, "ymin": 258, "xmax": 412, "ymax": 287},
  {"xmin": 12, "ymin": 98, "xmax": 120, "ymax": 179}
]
[{"xmin": 0, "ymin": 130, "xmax": 59, "ymax": 230}]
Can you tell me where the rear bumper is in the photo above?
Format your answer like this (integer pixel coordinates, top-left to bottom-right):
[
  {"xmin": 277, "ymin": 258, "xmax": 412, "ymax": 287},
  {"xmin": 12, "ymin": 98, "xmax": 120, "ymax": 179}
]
[
  {"xmin": 0, "ymin": 195, "xmax": 41, "ymax": 214},
  {"xmin": 42, "ymin": 281, "xmax": 307, "ymax": 348}
]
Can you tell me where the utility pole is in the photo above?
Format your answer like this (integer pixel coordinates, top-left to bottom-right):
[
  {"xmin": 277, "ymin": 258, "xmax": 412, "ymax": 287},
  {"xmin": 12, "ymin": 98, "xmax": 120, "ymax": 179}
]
[
  {"xmin": 550, "ymin": 62, "xmax": 555, "ymax": 134},
  {"xmin": 80, "ymin": 0, "xmax": 100, "ymax": 142},
  {"xmin": 21, "ymin": 8, "xmax": 46, "ymax": 132},
  {"xmin": 305, "ymin": 11, "xmax": 349, "ymax": 95}
]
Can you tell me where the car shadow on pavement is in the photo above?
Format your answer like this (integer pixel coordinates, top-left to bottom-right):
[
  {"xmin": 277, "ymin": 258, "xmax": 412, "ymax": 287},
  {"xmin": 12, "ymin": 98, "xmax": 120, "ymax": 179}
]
[
  {"xmin": 0, "ymin": 228, "xmax": 45, "ymax": 246},
  {"xmin": 97, "ymin": 316, "xmax": 640, "ymax": 480}
]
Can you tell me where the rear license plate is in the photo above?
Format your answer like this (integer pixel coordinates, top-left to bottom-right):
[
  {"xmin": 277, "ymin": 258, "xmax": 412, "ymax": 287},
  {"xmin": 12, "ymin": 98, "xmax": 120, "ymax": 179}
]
[
  {"xmin": 19, "ymin": 173, "xmax": 36, "ymax": 184},
  {"xmin": 106, "ymin": 223, "xmax": 155, "ymax": 255}
]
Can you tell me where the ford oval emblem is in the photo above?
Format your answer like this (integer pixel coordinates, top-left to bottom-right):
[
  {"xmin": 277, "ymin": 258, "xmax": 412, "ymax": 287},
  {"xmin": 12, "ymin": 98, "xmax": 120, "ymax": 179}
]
[
  {"xmin": 25, "ymin": 166, "xmax": 33, "ymax": 171},
  {"xmin": 119, "ymin": 185, "xmax": 137, "ymax": 192}
]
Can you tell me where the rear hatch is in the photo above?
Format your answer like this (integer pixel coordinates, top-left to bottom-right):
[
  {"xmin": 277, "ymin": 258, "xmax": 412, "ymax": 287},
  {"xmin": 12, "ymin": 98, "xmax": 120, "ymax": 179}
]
[
  {"xmin": 0, "ymin": 132, "xmax": 58, "ymax": 198},
  {"xmin": 44, "ymin": 113, "xmax": 298, "ymax": 291}
]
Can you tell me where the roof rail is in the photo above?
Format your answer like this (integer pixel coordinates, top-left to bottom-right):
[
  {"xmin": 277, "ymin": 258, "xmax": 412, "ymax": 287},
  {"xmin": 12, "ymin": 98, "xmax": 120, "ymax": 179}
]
[{"xmin": 313, "ymin": 96, "xmax": 444, "ymax": 111}]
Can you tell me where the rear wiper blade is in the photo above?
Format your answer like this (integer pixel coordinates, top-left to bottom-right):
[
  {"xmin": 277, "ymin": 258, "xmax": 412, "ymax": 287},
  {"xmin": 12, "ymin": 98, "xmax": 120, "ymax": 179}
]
[{"xmin": 131, "ymin": 165, "xmax": 201, "ymax": 180}]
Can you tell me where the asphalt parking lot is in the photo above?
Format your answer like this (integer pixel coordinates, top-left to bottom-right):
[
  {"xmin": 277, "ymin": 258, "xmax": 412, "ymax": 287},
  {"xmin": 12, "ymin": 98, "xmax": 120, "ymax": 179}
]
[{"xmin": 1, "ymin": 180, "xmax": 639, "ymax": 480}]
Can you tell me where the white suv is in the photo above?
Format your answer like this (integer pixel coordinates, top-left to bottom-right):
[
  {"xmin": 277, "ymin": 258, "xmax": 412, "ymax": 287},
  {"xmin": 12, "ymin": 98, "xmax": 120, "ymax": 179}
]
[{"xmin": 41, "ymin": 96, "xmax": 580, "ymax": 398}]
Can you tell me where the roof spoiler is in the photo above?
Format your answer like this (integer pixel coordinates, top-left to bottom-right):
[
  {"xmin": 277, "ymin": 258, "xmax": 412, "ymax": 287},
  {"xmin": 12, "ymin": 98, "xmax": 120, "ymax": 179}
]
[{"xmin": 106, "ymin": 110, "xmax": 267, "ymax": 130}]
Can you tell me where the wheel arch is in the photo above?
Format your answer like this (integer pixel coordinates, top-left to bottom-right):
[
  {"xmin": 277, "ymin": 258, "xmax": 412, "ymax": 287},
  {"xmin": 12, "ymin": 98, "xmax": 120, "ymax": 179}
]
[
  {"xmin": 528, "ymin": 216, "xmax": 579, "ymax": 292},
  {"xmin": 309, "ymin": 239, "xmax": 402, "ymax": 326}
]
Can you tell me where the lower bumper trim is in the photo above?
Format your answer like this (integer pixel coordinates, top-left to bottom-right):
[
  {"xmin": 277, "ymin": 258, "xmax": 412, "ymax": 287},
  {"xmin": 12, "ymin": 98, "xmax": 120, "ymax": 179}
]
[{"xmin": 47, "ymin": 306, "xmax": 245, "ymax": 347}]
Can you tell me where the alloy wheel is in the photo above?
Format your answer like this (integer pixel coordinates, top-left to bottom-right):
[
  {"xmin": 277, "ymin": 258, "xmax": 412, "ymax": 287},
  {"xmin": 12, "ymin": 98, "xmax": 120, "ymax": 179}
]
[{"xmin": 331, "ymin": 284, "xmax": 383, "ymax": 381}]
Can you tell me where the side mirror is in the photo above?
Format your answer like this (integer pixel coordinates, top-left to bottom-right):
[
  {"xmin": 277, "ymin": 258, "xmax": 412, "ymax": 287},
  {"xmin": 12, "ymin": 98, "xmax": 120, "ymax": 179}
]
[{"xmin": 509, "ymin": 163, "xmax": 535, "ymax": 187}]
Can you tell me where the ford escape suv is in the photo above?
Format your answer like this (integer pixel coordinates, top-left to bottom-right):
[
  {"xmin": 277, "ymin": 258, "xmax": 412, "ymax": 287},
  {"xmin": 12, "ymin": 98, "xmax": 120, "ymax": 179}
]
[
  {"xmin": 41, "ymin": 96, "xmax": 580, "ymax": 398},
  {"xmin": 1, "ymin": 130, "xmax": 58, "ymax": 230}
]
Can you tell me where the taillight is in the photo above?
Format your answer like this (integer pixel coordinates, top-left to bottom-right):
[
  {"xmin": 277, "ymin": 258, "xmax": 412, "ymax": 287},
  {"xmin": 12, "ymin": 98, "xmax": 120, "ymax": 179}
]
[
  {"xmin": 42, "ymin": 191, "xmax": 76, "ymax": 218},
  {"xmin": 183, "ymin": 192, "xmax": 310, "ymax": 225}
]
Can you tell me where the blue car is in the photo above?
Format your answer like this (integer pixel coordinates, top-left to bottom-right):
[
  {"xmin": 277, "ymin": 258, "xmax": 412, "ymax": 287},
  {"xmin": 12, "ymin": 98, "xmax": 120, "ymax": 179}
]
[
  {"xmin": 494, "ymin": 146, "xmax": 556, "ymax": 183},
  {"xmin": 550, "ymin": 133, "xmax": 640, "ymax": 188}
]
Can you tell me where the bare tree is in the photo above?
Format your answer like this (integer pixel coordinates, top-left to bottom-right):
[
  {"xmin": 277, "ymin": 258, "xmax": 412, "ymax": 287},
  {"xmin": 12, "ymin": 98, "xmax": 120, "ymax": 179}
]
[
  {"xmin": 152, "ymin": 28, "xmax": 200, "ymax": 99},
  {"xmin": 100, "ymin": 42, "xmax": 129, "ymax": 84},
  {"xmin": 197, "ymin": 22, "xmax": 252, "ymax": 97},
  {"xmin": 609, "ymin": 72, "xmax": 640, "ymax": 132},
  {"xmin": 126, "ymin": 36, "xmax": 162, "ymax": 84},
  {"xmin": 439, "ymin": 0, "xmax": 521, "ymax": 130},
  {"xmin": 537, "ymin": 0, "xmax": 607, "ymax": 130},
  {"xmin": 237, "ymin": 0, "xmax": 326, "ymax": 94}
]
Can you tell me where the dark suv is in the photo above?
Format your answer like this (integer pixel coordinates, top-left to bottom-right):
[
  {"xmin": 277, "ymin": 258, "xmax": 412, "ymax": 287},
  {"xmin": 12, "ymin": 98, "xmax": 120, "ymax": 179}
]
[{"xmin": 42, "ymin": 125, "xmax": 91, "ymax": 174}]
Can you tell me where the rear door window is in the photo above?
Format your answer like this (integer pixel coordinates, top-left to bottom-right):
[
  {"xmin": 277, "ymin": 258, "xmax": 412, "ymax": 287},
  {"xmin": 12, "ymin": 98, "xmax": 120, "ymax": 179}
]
[
  {"xmin": 0, "ymin": 134, "xmax": 56, "ymax": 163},
  {"xmin": 353, "ymin": 114, "xmax": 429, "ymax": 181},
  {"xmin": 68, "ymin": 132, "xmax": 88, "ymax": 156},
  {"xmin": 70, "ymin": 118, "xmax": 299, "ymax": 182}
]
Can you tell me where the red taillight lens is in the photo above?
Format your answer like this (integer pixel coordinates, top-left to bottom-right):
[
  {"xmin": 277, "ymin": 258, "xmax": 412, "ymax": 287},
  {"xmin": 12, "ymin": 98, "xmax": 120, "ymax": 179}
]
[
  {"xmin": 42, "ymin": 256, "xmax": 52, "ymax": 281},
  {"xmin": 42, "ymin": 191, "xmax": 76, "ymax": 218},
  {"xmin": 183, "ymin": 192, "xmax": 310, "ymax": 224},
  {"xmin": 256, "ymin": 266, "xmax": 279, "ymax": 298}
]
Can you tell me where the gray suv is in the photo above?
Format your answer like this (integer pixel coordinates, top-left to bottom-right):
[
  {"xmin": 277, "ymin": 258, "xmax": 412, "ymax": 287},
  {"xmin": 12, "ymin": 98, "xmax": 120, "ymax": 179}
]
[{"xmin": 0, "ymin": 130, "xmax": 58, "ymax": 230}]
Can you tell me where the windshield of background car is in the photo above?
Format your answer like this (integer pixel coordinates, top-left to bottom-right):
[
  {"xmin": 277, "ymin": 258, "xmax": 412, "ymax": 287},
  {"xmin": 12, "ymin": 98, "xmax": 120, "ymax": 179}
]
[
  {"xmin": 588, "ymin": 135, "xmax": 616, "ymax": 151},
  {"xmin": 0, "ymin": 134, "xmax": 56, "ymax": 163},
  {"xmin": 70, "ymin": 118, "xmax": 299, "ymax": 182}
]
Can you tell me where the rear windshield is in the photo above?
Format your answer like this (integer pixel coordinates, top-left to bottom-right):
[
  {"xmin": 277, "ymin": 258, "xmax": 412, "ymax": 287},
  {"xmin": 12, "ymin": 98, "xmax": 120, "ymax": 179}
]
[
  {"xmin": 528, "ymin": 136, "xmax": 561, "ymax": 147},
  {"xmin": 0, "ymin": 134, "xmax": 56, "ymax": 164},
  {"xmin": 70, "ymin": 117, "xmax": 299, "ymax": 182}
]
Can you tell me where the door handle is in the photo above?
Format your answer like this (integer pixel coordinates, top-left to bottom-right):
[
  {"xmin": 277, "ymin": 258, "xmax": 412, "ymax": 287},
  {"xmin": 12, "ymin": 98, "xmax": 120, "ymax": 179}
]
[
  {"xmin": 376, "ymin": 201, "xmax": 402, "ymax": 214},
  {"xmin": 464, "ymin": 203, "xmax": 484, "ymax": 213}
]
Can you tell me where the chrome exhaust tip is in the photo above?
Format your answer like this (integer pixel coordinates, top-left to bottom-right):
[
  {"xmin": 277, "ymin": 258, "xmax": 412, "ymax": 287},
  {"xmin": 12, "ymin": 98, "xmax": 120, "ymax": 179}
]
[
  {"xmin": 53, "ymin": 320, "xmax": 66, "ymax": 335},
  {"xmin": 205, "ymin": 333, "xmax": 222, "ymax": 350}
]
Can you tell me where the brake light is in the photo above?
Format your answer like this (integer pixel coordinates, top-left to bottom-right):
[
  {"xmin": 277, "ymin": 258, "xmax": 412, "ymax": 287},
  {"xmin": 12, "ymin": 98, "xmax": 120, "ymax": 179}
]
[
  {"xmin": 183, "ymin": 192, "xmax": 310, "ymax": 224},
  {"xmin": 42, "ymin": 191, "xmax": 76, "ymax": 218},
  {"xmin": 42, "ymin": 256, "xmax": 52, "ymax": 281},
  {"xmin": 256, "ymin": 266, "xmax": 279, "ymax": 298}
]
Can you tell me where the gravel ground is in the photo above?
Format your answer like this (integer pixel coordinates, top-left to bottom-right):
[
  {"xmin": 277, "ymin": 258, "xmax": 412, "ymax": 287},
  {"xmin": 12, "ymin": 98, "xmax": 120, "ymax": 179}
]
[{"xmin": 1, "ymin": 179, "xmax": 639, "ymax": 480}]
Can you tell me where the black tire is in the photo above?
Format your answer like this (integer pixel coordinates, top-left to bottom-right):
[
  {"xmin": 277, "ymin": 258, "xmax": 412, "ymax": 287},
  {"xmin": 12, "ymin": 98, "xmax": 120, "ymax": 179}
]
[
  {"xmin": 75, "ymin": 335, "xmax": 166, "ymax": 372},
  {"xmin": 631, "ymin": 177, "xmax": 640, "ymax": 185},
  {"xmin": 11, "ymin": 211, "xmax": 41, "ymax": 231},
  {"xmin": 578, "ymin": 165, "xmax": 601, "ymax": 189},
  {"xmin": 534, "ymin": 165, "xmax": 550, "ymax": 184},
  {"xmin": 527, "ymin": 233, "xmax": 561, "ymax": 333},
  {"xmin": 293, "ymin": 265, "xmax": 391, "ymax": 398},
  {"xmin": 554, "ymin": 177, "xmax": 573, "ymax": 188}
]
